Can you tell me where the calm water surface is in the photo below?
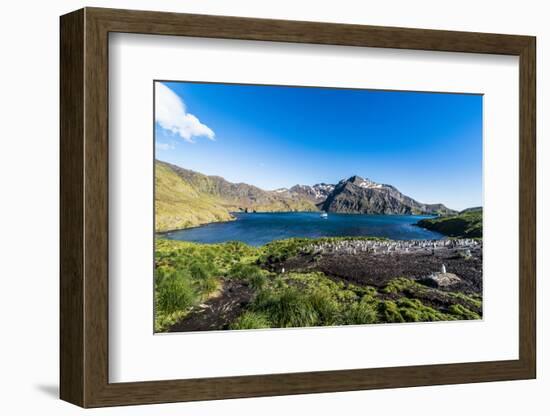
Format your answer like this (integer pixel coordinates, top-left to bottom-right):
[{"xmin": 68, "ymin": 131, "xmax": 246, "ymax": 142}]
[{"xmin": 162, "ymin": 212, "xmax": 444, "ymax": 246}]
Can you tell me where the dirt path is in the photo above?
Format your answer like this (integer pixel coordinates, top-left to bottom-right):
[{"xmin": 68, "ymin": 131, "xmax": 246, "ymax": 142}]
[{"xmin": 168, "ymin": 279, "xmax": 254, "ymax": 333}]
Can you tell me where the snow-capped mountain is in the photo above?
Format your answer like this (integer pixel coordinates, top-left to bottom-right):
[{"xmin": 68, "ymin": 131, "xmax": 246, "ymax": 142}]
[
  {"xmin": 157, "ymin": 159, "xmax": 456, "ymax": 228},
  {"xmin": 320, "ymin": 175, "xmax": 456, "ymax": 215},
  {"xmin": 289, "ymin": 183, "xmax": 335, "ymax": 203},
  {"xmin": 289, "ymin": 175, "xmax": 456, "ymax": 215}
]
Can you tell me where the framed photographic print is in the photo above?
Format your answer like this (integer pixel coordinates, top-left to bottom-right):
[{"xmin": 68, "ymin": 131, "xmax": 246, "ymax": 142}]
[{"xmin": 60, "ymin": 7, "xmax": 536, "ymax": 408}]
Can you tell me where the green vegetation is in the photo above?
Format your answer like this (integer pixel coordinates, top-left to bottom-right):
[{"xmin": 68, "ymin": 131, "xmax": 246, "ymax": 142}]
[
  {"xmin": 342, "ymin": 297, "xmax": 378, "ymax": 325},
  {"xmin": 394, "ymin": 298, "xmax": 450, "ymax": 322},
  {"xmin": 253, "ymin": 286, "xmax": 319, "ymax": 328},
  {"xmin": 230, "ymin": 312, "xmax": 271, "ymax": 330},
  {"xmin": 448, "ymin": 304, "xmax": 481, "ymax": 320},
  {"xmin": 382, "ymin": 277, "xmax": 423, "ymax": 294},
  {"xmin": 155, "ymin": 238, "xmax": 482, "ymax": 332},
  {"xmin": 448, "ymin": 292, "xmax": 483, "ymax": 310},
  {"xmin": 378, "ymin": 300, "xmax": 406, "ymax": 323},
  {"xmin": 247, "ymin": 272, "xmax": 377, "ymax": 328},
  {"xmin": 416, "ymin": 208, "xmax": 482, "ymax": 238},
  {"xmin": 155, "ymin": 161, "xmax": 234, "ymax": 232},
  {"xmin": 155, "ymin": 160, "xmax": 318, "ymax": 232},
  {"xmin": 154, "ymin": 239, "xmax": 254, "ymax": 331},
  {"xmin": 155, "ymin": 160, "xmax": 461, "ymax": 232},
  {"xmin": 156, "ymin": 271, "xmax": 199, "ymax": 315}
]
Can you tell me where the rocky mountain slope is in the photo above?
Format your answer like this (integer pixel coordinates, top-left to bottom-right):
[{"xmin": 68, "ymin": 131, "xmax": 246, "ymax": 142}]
[
  {"xmin": 156, "ymin": 161, "xmax": 318, "ymax": 231},
  {"xmin": 156, "ymin": 160, "xmax": 457, "ymax": 231},
  {"xmin": 288, "ymin": 183, "xmax": 335, "ymax": 203},
  {"xmin": 320, "ymin": 176, "xmax": 456, "ymax": 216}
]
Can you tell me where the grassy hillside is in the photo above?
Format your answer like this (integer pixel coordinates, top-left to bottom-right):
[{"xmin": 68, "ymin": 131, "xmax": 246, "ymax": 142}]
[
  {"xmin": 155, "ymin": 160, "xmax": 318, "ymax": 232},
  {"xmin": 155, "ymin": 162, "xmax": 234, "ymax": 232},
  {"xmin": 416, "ymin": 207, "xmax": 482, "ymax": 238},
  {"xmin": 162, "ymin": 160, "xmax": 319, "ymax": 212}
]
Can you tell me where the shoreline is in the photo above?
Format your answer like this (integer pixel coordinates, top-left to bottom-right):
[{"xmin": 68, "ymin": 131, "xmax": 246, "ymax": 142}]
[
  {"xmin": 156, "ymin": 215, "xmax": 237, "ymax": 235},
  {"xmin": 156, "ymin": 211, "xmax": 439, "ymax": 235}
]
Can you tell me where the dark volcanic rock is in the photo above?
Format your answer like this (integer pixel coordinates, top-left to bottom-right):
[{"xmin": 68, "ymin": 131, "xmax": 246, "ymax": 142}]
[
  {"xmin": 320, "ymin": 176, "xmax": 456, "ymax": 215},
  {"xmin": 289, "ymin": 183, "xmax": 335, "ymax": 204},
  {"xmin": 167, "ymin": 279, "xmax": 254, "ymax": 332},
  {"xmin": 274, "ymin": 239, "xmax": 483, "ymax": 294}
]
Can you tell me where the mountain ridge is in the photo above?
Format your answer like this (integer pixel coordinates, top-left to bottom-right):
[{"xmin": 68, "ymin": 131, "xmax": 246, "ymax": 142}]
[
  {"xmin": 319, "ymin": 175, "xmax": 456, "ymax": 216},
  {"xmin": 155, "ymin": 160, "xmax": 458, "ymax": 231}
]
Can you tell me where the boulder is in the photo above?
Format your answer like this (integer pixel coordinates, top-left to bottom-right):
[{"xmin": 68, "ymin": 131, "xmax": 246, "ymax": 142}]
[{"xmin": 421, "ymin": 272, "xmax": 462, "ymax": 289}]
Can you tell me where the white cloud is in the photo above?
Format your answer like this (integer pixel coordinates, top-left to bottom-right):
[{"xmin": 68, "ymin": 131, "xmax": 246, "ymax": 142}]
[{"xmin": 155, "ymin": 83, "xmax": 215, "ymax": 143}]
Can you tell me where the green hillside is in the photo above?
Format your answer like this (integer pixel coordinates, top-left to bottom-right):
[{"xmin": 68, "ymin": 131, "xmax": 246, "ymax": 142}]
[
  {"xmin": 155, "ymin": 161, "xmax": 319, "ymax": 232},
  {"xmin": 155, "ymin": 162, "xmax": 234, "ymax": 232},
  {"xmin": 416, "ymin": 207, "xmax": 482, "ymax": 238}
]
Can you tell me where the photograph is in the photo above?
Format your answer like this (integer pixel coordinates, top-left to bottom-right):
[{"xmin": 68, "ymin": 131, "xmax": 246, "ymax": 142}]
[{"xmin": 153, "ymin": 80, "xmax": 483, "ymax": 333}]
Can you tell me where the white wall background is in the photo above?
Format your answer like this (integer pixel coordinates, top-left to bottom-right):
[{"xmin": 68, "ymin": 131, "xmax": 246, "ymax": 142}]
[{"xmin": 0, "ymin": 0, "xmax": 545, "ymax": 414}]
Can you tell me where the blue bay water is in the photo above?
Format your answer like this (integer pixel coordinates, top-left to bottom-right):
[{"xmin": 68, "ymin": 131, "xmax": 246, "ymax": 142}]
[{"xmin": 162, "ymin": 212, "xmax": 444, "ymax": 246}]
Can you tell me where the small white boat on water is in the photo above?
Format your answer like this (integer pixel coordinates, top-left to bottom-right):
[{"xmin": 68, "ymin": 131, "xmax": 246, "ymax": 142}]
[{"xmin": 320, "ymin": 211, "xmax": 328, "ymax": 219}]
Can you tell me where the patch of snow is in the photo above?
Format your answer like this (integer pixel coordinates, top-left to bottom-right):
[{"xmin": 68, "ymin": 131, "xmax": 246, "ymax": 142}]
[
  {"xmin": 357, "ymin": 179, "xmax": 382, "ymax": 189},
  {"xmin": 312, "ymin": 183, "xmax": 335, "ymax": 199}
]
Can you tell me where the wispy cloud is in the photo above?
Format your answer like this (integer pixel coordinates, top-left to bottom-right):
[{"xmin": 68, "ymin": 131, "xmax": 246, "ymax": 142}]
[
  {"xmin": 156, "ymin": 141, "xmax": 176, "ymax": 151},
  {"xmin": 155, "ymin": 83, "xmax": 215, "ymax": 143}
]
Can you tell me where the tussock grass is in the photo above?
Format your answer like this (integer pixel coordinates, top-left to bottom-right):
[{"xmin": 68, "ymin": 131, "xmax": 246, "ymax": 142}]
[
  {"xmin": 155, "ymin": 270, "xmax": 200, "ymax": 332},
  {"xmin": 382, "ymin": 277, "xmax": 424, "ymax": 294},
  {"xmin": 341, "ymin": 297, "xmax": 378, "ymax": 325},
  {"xmin": 396, "ymin": 298, "xmax": 451, "ymax": 322},
  {"xmin": 378, "ymin": 301, "xmax": 406, "ymax": 323},
  {"xmin": 253, "ymin": 287, "xmax": 318, "ymax": 328},
  {"xmin": 448, "ymin": 304, "xmax": 481, "ymax": 320},
  {"xmin": 156, "ymin": 271, "xmax": 198, "ymax": 315},
  {"xmin": 308, "ymin": 290, "xmax": 341, "ymax": 326},
  {"xmin": 155, "ymin": 238, "xmax": 482, "ymax": 332},
  {"xmin": 230, "ymin": 312, "xmax": 271, "ymax": 330},
  {"xmin": 155, "ymin": 239, "xmax": 245, "ymax": 331},
  {"xmin": 448, "ymin": 292, "xmax": 482, "ymax": 310}
]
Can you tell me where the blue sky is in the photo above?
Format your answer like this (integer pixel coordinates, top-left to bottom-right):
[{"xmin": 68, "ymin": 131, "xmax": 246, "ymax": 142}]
[{"xmin": 155, "ymin": 81, "xmax": 482, "ymax": 211}]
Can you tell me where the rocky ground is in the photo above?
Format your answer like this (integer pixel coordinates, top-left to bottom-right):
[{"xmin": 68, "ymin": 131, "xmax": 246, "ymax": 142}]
[
  {"xmin": 168, "ymin": 280, "xmax": 254, "ymax": 332},
  {"xmin": 270, "ymin": 239, "xmax": 482, "ymax": 294}
]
